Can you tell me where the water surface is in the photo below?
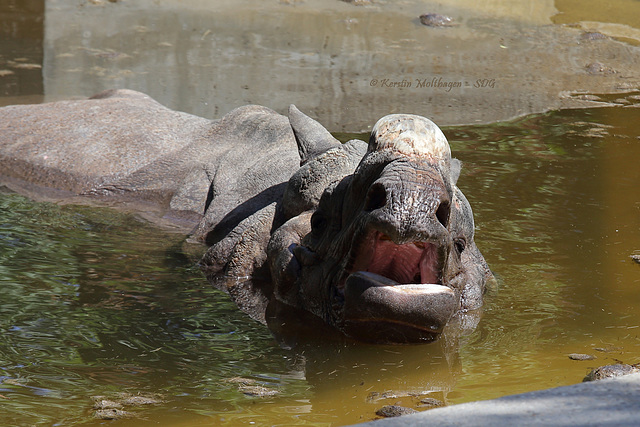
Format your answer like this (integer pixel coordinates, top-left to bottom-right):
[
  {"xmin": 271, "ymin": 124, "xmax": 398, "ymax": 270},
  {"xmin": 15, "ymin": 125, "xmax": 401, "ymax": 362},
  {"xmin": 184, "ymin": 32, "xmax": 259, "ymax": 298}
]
[
  {"xmin": 1, "ymin": 101, "xmax": 638, "ymax": 425},
  {"xmin": 1, "ymin": 1, "xmax": 639, "ymax": 425}
]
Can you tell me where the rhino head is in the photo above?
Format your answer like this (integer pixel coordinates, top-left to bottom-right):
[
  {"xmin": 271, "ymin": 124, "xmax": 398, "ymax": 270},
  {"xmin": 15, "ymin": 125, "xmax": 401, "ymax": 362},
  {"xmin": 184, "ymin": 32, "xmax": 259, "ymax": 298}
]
[{"xmin": 266, "ymin": 107, "xmax": 492, "ymax": 343}]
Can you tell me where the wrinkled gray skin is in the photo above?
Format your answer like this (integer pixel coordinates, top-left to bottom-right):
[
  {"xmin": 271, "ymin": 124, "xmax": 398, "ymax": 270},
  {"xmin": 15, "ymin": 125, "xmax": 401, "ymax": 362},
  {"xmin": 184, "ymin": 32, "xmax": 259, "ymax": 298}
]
[
  {"xmin": 0, "ymin": 89, "xmax": 298, "ymax": 233},
  {"xmin": 0, "ymin": 89, "xmax": 492, "ymax": 344}
]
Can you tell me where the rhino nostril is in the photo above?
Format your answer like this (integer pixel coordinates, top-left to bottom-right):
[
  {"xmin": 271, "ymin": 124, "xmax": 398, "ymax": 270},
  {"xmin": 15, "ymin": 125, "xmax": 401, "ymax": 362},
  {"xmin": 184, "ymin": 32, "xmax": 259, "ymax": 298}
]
[
  {"xmin": 364, "ymin": 183, "xmax": 387, "ymax": 212},
  {"xmin": 436, "ymin": 200, "xmax": 450, "ymax": 228}
]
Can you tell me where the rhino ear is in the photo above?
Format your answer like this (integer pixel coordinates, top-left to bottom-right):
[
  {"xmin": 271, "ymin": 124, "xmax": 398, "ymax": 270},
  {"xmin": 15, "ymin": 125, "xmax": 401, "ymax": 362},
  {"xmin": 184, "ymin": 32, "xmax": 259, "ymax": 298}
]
[
  {"xmin": 289, "ymin": 104, "xmax": 341, "ymax": 166},
  {"xmin": 450, "ymin": 158, "xmax": 462, "ymax": 186}
]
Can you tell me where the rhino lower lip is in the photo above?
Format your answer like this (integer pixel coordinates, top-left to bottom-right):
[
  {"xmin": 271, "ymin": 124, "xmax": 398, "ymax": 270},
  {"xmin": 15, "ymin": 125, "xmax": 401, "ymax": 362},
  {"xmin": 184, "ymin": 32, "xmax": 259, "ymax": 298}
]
[
  {"xmin": 342, "ymin": 271, "xmax": 457, "ymax": 339},
  {"xmin": 347, "ymin": 270, "xmax": 444, "ymax": 289}
]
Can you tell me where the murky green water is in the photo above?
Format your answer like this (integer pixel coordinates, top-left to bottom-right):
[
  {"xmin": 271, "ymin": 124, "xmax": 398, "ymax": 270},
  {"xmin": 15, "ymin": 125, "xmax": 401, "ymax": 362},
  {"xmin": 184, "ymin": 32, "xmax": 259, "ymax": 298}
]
[
  {"xmin": 2, "ymin": 0, "xmax": 640, "ymax": 425},
  {"xmin": 1, "ymin": 102, "xmax": 638, "ymax": 425}
]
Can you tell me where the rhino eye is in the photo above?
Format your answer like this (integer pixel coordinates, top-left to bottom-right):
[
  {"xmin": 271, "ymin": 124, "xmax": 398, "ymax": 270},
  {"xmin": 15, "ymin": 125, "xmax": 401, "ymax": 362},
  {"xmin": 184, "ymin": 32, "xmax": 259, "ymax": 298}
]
[
  {"xmin": 311, "ymin": 211, "xmax": 327, "ymax": 233},
  {"xmin": 454, "ymin": 237, "xmax": 466, "ymax": 254}
]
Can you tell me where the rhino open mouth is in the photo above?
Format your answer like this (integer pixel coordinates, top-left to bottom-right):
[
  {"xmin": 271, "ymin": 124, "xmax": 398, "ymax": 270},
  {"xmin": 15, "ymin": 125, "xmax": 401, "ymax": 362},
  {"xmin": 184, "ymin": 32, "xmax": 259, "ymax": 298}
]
[
  {"xmin": 349, "ymin": 231, "xmax": 441, "ymax": 285},
  {"xmin": 341, "ymin": 230, "xmax": 457, "ymax": 343}
]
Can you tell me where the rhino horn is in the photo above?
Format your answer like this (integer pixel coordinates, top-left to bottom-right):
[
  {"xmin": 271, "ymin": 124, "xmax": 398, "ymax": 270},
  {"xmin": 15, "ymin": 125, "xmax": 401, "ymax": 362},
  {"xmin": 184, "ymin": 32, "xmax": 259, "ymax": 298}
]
[
  {"xmin": 289, "ymin": 104, "xmax": 342, "ymax": 166},
  {"xmin": 450, "ymin": 158, "xmax": 462, "ymax": 186},
  {"xmin": 368, "ymin": 114, "xmax": 452, "ymax": 166}
]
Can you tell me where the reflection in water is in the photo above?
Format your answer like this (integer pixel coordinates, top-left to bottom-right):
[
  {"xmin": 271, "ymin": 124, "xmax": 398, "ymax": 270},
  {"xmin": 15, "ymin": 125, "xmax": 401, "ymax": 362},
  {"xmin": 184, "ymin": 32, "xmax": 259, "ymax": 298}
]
[
  {"xmin": 0, "ymin": 102, "xmax": 639, "ymax": 425},
  {"xmin": 4, "ymin": 0, "xmax": 640, "ymax": 129},
  {"xmin": 553, "ymin": 0, "xmax": 640, "ymax": 45}
]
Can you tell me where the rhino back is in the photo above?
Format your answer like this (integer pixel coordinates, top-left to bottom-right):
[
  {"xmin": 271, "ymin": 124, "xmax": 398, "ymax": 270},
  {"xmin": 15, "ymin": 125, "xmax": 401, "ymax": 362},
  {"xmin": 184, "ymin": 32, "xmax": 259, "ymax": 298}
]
[
  {"xmin": 0, "ymin": 89, "xmax": 211, "ymax": 199},
  {"xmin": 0, "ymin": 90, "xmax": 300, "ymax": 234}
]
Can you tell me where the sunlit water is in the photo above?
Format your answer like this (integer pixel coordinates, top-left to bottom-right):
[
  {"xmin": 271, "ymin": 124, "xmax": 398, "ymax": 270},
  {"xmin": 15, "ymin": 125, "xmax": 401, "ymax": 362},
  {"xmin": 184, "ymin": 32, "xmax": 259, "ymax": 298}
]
[{"xmin": 1, "ymin": 102, "xmax": 638, "ymax": 425}]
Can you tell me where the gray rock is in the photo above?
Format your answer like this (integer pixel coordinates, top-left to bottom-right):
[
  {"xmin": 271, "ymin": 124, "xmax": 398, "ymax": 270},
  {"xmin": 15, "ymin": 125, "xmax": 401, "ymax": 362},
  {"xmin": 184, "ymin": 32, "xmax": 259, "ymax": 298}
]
[
  {"xmin": 584, "ymin": 364, "xmax": 640, "ymax": 382},
  {"xmin": 419, "ymin": 13, "xmax": 454, "ymax": 27}
]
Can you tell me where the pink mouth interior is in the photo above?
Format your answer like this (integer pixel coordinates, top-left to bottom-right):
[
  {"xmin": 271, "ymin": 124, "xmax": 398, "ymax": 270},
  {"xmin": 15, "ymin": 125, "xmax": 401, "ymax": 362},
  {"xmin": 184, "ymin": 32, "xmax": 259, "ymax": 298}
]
[{"xmin": 350, "ymin": 231, "xmax": 440, "ymax": 285}]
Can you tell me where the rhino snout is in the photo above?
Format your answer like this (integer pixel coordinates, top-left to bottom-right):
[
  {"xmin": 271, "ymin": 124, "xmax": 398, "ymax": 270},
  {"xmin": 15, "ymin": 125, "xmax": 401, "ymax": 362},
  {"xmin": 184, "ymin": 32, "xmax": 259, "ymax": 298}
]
[{"xmin": 361, "ymin": 171, "xmax": 452, "ymax": 247}]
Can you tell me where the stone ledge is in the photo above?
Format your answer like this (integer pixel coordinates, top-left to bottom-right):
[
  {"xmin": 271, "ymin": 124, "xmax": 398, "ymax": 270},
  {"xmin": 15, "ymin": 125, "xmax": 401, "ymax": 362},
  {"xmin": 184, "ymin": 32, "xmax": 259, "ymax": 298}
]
[{"xmin": 359, "ymin": 373, "xmax": 640, "ymax": 426}]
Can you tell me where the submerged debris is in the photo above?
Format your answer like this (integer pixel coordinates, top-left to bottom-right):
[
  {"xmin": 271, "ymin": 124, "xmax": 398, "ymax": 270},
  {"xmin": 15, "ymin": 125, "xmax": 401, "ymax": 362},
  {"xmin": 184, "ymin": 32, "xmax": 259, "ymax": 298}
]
[
  {"xmin": 594, "ymin": 346, "xmax": 623, "ymax": 352},
  {"xmin": 630, "ymin": 254, "xmax": 640, "ymax": 265},
  {"xmin": 585, "ymin": 62, "xmax": 617, "ymax": 75},
  {"xmin": 565, "ymin": 120, "xmax": 613, "ymax": 138},
  {"xmin": 121, "ymin": 394, "xmax": 163, "ymax": 406},
  {"xmin": 93, "ymin": 399, "xmax": 123, "ymax": 410},
  {"xmin": 580, "ymin": 31, "xmax": 608, "ymax": 41},
  {"xmin": 417, "ymin": 397, "xmax": 445, "ymax": 408},
  {"xmin": 94, "ymin": 408, "xmax": 135, "ymax": 420},
  {"xmin": 225, "ymin": 377, "xmax": 256, "ymax": 385},
  {"xmin": 90, "ymin": 392, "xmax": 163, "ymax": 420},
  {"xmin": 225, "ymin": 377, "xmax": 280, "ymax": 397},
  {"xmin": 376, "ymin": 405, "xmax": 418, "ymax": 418},
  {"xmin": 367, "ymin": 389, "xmax": 439, "ymax": 403},
  {"xmin": 239, "ymin": 385, "xmax": 280, "ymax": 397},
  {"xmin": 367, "ymin": 391, "xmax": 398, "ymax": 402}
]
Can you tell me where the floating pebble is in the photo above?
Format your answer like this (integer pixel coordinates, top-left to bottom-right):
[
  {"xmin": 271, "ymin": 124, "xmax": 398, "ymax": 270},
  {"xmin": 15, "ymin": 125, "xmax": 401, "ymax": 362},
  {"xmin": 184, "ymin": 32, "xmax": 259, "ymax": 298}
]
[
  {"xmin": 585, "ymin": 62, "xmax": 617, "ymax": 75},
  {"xmin": 419, "ymin": 13, "xmax": 454, "ymax": 27},
  {"xmin": 568, "ymin": 353, "xmax": 597, "ymax": 361}
]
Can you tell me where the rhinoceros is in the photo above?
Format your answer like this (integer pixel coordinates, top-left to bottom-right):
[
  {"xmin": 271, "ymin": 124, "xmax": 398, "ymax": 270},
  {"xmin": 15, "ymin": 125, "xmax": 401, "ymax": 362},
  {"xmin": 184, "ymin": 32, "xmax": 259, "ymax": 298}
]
[{"xmin": 0, "ymin": 89, "xmax": 492, "ymax": 343}]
